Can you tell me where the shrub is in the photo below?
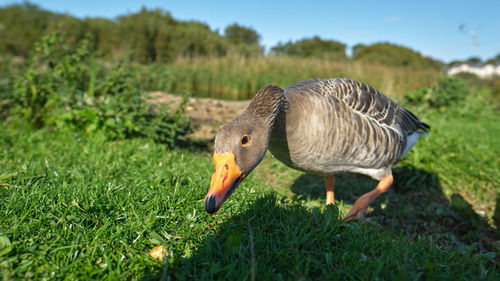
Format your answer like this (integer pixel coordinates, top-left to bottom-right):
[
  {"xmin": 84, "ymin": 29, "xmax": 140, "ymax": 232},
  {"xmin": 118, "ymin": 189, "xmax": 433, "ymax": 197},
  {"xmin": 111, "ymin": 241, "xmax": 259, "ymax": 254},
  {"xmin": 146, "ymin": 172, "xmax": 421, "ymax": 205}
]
[
  {"xmin": 9, "ymin": 31, "xmax": 192, "ymax": 147},
  {"xmin": 404, "ymin": 76, "xmax": 469, "ymax": 109},
  {"xmin": 353, "ymin": 43, "xmax": 443, "ymax": 70}
]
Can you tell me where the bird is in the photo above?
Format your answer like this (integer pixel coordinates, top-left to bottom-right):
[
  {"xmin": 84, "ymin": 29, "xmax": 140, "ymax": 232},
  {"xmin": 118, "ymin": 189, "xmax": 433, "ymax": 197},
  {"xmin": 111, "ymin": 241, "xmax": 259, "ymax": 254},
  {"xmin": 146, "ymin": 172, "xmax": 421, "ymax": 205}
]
[{"xmin": 204, "ymin": 78, "xmax": 429, "ymax": 219}]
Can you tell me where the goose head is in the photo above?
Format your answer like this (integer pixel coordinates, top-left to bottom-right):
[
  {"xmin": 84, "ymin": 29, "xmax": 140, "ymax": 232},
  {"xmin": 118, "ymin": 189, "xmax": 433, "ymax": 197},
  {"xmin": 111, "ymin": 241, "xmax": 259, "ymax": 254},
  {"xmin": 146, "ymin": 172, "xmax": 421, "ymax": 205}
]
[{"xmin": 204, "ymin": 85, "xmax": 286, "ymax": 214}]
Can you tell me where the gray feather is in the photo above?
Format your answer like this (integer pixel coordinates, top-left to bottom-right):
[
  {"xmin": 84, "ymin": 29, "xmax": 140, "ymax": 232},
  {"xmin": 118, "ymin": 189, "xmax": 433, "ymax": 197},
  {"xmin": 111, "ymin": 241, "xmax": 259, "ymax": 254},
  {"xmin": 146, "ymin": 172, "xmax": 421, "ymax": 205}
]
[{"xmin": 268, "ymin": 78, "xmax": 429, "ymax": 180}]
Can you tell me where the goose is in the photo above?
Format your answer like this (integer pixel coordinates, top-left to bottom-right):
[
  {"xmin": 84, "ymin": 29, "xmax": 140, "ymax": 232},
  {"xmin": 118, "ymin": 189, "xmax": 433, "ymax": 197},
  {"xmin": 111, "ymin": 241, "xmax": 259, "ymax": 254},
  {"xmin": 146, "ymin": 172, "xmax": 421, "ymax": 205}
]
[{"xmin": 204, "ymin": 78, "xmax": 429, "ymax": 219}]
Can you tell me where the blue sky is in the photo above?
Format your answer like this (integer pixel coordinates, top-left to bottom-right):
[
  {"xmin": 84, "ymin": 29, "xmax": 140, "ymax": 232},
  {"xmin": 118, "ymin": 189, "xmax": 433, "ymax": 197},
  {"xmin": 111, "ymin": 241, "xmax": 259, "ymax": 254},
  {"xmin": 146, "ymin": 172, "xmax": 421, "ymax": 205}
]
[{"xmin": 4, "ymin": 0, "xmax": 500, "ymax": 62}]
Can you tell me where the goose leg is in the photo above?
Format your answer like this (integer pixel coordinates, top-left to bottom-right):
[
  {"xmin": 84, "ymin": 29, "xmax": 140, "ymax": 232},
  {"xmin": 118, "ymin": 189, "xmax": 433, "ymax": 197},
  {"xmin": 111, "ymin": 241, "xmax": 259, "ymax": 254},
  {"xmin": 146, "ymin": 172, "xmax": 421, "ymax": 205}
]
[
  {"xmin": 324, "ymin": 175, "xmax": 335, "ymax": 205},
  {"xmin": 344, "ymin": 174, "xmax": 393, "ymax": 220}
]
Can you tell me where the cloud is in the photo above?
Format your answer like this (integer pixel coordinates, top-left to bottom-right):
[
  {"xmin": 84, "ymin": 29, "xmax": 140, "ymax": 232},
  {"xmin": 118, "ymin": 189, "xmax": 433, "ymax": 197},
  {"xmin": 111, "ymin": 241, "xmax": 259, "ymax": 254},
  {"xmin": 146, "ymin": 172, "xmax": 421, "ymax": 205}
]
[{"xmin": 384, "ymin": 16, "xmax": 399, "ymax": 25}]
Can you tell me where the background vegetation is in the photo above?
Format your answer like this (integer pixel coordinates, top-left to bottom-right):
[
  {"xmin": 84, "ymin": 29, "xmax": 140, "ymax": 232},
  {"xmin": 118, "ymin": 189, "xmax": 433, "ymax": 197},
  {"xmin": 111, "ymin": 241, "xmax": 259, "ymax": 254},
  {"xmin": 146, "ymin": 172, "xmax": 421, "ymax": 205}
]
[
  {"xmin": 2, "ymin": 3, "xmax": 499, "ymax": 100},
  {"xmin": 1, "ymin": 2, "xmax": 499, "ymax": 280},
  {"xmin": 0, "ymin": 3, "xmax": 253, "ymax": 62},
  {"xmin": 271, "ymin": 36, "xmax": 348, "ymax": 61},
  {"xmin": 352, "ymin": 42, "xmax": 443, "ymax": 69}
]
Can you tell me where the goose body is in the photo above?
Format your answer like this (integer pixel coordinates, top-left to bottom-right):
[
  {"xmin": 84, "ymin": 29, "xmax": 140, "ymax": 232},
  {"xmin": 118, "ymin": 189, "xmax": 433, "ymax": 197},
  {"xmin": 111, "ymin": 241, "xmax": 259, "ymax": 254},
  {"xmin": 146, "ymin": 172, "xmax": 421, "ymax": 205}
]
[
  {"xmin": 204, "ymin": 78, "xmax": 429, "ymax": 218},
  {"xmin": 268, "ymin": 78, "xmax": 429, "ymax": 181}
]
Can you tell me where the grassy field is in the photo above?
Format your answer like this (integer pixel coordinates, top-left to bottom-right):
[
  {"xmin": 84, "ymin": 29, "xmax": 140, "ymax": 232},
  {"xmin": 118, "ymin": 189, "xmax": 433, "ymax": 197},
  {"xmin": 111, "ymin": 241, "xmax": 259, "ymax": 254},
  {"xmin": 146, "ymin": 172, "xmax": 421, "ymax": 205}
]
[
  {"xmin": 1, "ymin": 54, "xmax": 441, "ymax": 104},
  {"xmin": 1, "ymin": 35, "xmax": 499, "ymax": 279},
  {"xmin": 1, "ymin": 81, "xmax": 499, "ymax": 279},
  {"xmin": 127, "ymin": 55, "xmax": 442, "ymax": 100}
]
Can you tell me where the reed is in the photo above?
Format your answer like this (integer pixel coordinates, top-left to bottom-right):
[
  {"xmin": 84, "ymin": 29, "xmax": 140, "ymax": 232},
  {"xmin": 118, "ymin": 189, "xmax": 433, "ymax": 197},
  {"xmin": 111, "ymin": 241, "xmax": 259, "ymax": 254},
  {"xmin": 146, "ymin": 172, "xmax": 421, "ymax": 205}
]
[{"xmin": 136, "ymin": 55, "xmax": 442, "ymax": 100}]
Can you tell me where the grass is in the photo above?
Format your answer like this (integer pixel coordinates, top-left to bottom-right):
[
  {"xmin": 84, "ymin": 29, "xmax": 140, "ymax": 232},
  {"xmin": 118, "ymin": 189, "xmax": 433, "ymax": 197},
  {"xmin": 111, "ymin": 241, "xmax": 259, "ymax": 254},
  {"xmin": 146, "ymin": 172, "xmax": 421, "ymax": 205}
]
[
  {"xmin": 133, "ymin": 55, "xmax": 441, "ymax": 100},
  {"xmin": 2, "ymin": 32, "xmax": 498, "ymax": 279},
  {"xmin": 0, "ymin": 123, "xmax": 212, "ymax": 279},
  {"xmin": 1, "ymin": 93, "xmax": 499, "ymax": 279}
]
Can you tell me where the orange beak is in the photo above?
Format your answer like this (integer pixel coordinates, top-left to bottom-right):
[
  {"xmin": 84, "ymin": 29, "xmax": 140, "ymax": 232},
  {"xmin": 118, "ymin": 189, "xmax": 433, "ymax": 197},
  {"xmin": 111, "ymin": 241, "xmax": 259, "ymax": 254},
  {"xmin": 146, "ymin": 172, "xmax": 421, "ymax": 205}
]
[{"xmin": 204, "ymin": 152, "xmax": 244, "ymax": 214}]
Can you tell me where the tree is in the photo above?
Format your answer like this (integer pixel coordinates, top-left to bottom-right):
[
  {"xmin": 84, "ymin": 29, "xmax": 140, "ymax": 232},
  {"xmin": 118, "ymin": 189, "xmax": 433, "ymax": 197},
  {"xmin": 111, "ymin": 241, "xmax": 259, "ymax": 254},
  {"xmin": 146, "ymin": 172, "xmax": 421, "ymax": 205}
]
[
  {"xmin": 117, "ymin": 8, "xmax": 175, "ymax": 63},
  {"xmin": 465, "ymin": 57, "xmax": 482, "ymax": 65},
  {"xmin": 271, "ymin": 36, "xmax": 347, "ymax": 60},
  {"xmin": 0, "ymin": 3, "xmax": 58, "ymax": 56},
  {"xmin": 117, "ymin": 8, "xmax": 228, "ymax": 62},
  {"xmin": 171, "ymin": 21, "xmax": 228, "ymax": 58},
  {"xmin": 224, "ymin": 23, "xmax": 260, "ymax": 45},
  {"xmin": 484, "ymin": 54, "xmax": 500, "ymax": 65},
  {"xmin": 352, "ymin": 42, "xmax": 443, "ymax": 69},
  {"xmin": 83, "ymin": 17, "xmax": 118, "ymax": 57}
]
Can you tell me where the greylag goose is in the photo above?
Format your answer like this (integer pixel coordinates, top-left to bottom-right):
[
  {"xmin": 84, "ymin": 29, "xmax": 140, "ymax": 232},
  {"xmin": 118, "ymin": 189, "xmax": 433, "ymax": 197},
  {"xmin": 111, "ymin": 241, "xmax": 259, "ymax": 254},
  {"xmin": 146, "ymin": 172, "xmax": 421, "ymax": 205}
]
[{"xmin": 204, "ymin": 78, "xmax": 429, "ymax": 219}]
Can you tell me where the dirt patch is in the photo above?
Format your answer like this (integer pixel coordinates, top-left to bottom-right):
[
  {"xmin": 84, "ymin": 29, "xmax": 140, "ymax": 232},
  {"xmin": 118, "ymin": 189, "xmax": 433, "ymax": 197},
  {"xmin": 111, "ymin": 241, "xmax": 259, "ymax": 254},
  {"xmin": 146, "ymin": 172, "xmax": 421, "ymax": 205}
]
[{"xmin": 149, "ymin": 92, "xmax": 250, "ymax": 139}]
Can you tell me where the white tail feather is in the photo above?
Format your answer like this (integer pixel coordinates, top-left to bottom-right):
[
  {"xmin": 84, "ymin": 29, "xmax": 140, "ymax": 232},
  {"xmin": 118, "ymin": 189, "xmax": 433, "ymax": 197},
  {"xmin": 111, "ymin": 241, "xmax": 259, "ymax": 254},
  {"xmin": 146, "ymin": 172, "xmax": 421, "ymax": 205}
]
[{"xmin": 401, "ymin": 132, "xmax": 428, "ymax": 157}]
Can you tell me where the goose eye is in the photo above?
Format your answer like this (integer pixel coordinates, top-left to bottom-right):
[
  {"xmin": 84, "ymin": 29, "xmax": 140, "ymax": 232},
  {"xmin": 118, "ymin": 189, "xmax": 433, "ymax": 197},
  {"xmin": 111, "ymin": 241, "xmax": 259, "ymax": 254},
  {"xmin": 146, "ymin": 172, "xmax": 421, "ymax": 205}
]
[{"xmin": 241, "ymin": 135, "xmax": 250, "ymax": 146}]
